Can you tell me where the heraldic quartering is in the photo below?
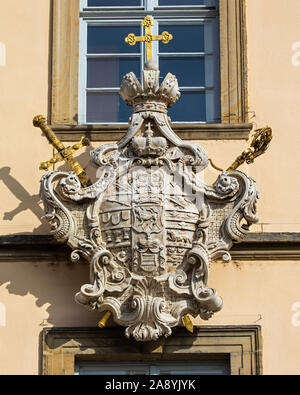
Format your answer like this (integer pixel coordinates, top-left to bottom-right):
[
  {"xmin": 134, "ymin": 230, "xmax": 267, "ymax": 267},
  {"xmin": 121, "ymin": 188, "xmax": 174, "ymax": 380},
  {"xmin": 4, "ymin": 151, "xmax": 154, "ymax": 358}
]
[{"xmin": 34, "ymin": 19, "xmax": 263, "ymax": 342}]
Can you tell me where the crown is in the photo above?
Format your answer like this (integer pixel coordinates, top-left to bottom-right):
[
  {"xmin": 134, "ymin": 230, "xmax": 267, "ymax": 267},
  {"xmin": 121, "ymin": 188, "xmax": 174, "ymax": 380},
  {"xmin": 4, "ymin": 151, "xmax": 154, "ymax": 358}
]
[
  {"xmin": 131, "ymin": 121, "xmax": 168, "ymax": 157},
  {"xmin": 119, "ymin": 60, "xmax": 181, "ymax": 114}
]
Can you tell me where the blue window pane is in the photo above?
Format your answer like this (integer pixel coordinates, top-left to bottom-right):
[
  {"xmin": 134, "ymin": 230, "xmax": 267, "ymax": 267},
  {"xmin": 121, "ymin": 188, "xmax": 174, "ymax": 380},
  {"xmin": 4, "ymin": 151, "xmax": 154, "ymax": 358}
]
[
  {"xmin": 88, "ymin": 26, "xmax": 141, "ymax": 54},
  {"xmin": 87, "ymin": 92, "xmax": 131, "ymax": 123},
  {"xmin": 167, "ymin": 91, "xmax": 206, "ymax": 122},
  {"xmin": 87, "ymin": 58, "xmax": 140, "ymax": 88},
  {"xmin": 160, "ymin": 57, "xmax": 205, "ymax": 87},
  {"xmin": 88, "ymin": 0, "xmax": 141, "ymax": 6},
  {"xmin": 159, "ymin": 25, "xmax": 205, "ymax": 53}
]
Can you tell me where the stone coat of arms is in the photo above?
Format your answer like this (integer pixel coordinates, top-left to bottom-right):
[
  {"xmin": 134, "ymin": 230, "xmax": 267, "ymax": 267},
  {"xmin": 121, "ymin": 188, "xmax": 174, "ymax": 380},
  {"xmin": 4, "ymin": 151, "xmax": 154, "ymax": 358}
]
[{"xmin": 39, "ymin": 61, "xmax": 259, "ymax": 341}]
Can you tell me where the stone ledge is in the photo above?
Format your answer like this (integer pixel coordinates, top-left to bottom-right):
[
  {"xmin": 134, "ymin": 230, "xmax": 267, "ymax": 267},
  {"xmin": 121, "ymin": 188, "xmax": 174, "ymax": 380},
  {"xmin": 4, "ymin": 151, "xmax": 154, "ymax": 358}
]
[
  {"xmin": 0, "ymin": 233, "xmax": 299, "ymax": 262},
  {"xmin": 51, "ymin": 123, "xmax": 253, "ymax": 142}
]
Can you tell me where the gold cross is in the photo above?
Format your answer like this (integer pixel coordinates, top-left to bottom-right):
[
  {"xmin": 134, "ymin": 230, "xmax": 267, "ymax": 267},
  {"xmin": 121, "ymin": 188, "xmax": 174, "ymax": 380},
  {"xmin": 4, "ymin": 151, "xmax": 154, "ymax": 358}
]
[{"xmin": 125, "ymin": 16, "xmax": 173, "ymax": 62}]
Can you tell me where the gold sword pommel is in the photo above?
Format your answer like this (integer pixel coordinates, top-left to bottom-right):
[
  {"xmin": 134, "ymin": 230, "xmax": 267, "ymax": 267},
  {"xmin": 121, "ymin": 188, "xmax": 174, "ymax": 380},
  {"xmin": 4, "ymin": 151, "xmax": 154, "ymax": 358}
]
[
  {"xmin": 226, "ymin": 126, "xmax": 273, "ymax": 172},
  {"xmin": 33, "ymin": 115, "xmax": 92, "ymax": 187},
  {"xmin": 209, "ymin": 126, "xmax": 273, "ymax": 174}
]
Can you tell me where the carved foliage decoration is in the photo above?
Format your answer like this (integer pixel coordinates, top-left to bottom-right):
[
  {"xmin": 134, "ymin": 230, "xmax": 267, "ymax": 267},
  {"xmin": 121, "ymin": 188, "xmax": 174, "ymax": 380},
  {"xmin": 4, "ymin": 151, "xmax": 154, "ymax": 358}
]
[{"xmin": 40, "ymin": 65, "xmax": 259, "ymax": 341}]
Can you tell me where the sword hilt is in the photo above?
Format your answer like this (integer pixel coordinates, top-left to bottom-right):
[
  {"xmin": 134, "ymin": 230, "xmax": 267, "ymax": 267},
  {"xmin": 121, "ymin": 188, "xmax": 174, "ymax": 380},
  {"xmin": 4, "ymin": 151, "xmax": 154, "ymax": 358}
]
[
  {"xmin": 226, "ymin": 126, "xmax": 272, "ymax": 172},
  {"xmin": 33, "ymin": 115, "xmax": 92, "ymax": 187},
  {"xmin": 33, "ymin": 115, "xmax": 65, "ymax": 152},
  {"xmin": 209, "ymin": 126, "xmax": 273, "ymax": 175}
]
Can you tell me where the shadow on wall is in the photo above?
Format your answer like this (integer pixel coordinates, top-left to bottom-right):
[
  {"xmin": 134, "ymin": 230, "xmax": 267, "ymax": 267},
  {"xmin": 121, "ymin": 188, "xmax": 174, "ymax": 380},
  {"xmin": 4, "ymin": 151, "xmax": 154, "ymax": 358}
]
[
  {"xmin": 0, "ymin": 146, "xmax": 97, "ymax": 235},
  {"xmin": 0, "ymin": 144, "xmax": 105, "ymax": 328},
  {"xmin": 0, "ymin": 166, "xmax": 47, "ymax": 233},
  {"xmin": 0, "ymin": 145, "xmax": 102, "ymax": 373},
  {"xmin": 0, "ymin": 146, "xmax": 101, "ymax": 327},
  {"xmin": 0, "ymin": 258, "xmax": 99, "ymax": 326},
  {"xmin": 0, "ymin": 257, "xmax": 102, "ymax": 373}
]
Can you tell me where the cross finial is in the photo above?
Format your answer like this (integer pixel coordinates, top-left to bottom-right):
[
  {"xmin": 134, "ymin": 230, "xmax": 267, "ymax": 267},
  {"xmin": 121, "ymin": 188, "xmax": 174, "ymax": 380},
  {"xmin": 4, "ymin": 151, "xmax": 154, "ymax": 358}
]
[
  {"xmin": 125, "ymin": 16, "xmax": 173, "ymax": 62},
  {"xmin": 145, "ymin": 121, "xmax": 154, "ymax": 138}
]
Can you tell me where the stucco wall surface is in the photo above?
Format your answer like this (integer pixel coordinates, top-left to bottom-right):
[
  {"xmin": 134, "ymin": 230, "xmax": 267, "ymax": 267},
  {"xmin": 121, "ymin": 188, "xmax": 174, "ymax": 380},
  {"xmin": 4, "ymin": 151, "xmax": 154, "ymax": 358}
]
[{"xmin": 0, "ymin": 260, "xmax": 300, "ymax": 375}]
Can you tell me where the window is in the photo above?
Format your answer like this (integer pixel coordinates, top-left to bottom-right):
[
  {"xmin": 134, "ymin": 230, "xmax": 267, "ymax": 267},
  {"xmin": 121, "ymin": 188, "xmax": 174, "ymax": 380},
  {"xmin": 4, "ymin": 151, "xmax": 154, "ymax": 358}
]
[
  {"xmin": 42, "ymin": 326, "xmax": 262, "ymax": 375},
  {"xmin": 75, "ymin": 360, "xmax": 230, "ymax": 375},
  {"xmin": 51, "ymin": 1, "xmax": 250, "ymax": 140},
  {"xmin": 79, "ymin": 0, "xmax": 220, "ymax": 124}
]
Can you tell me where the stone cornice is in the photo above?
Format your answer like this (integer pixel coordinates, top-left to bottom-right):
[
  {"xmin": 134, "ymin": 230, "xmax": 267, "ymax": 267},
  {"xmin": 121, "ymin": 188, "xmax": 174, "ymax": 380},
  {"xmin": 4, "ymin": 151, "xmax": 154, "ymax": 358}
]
[
  {"xmin": 230, "ymin": 233, "xmax": 300, "ymax": 261},
  {"xmin": 51, "ymin": 123, "xmax": 253, "ymax": 142},
  {"xmin": 0, "ymin": 233, "xmax": 299, "ymax": 262}
]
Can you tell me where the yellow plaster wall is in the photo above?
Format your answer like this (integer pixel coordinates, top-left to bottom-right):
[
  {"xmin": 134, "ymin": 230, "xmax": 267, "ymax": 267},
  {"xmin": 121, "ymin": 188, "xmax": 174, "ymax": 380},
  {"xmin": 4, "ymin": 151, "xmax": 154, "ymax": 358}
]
[
  {"xmin": 245, "ymin": 0, "xmax": 300, "ymax": 232},
  {"xmin": 0, "ymin": 0, "xmax": 52, "ymax": 235},
  {"xmin": 0, "ymin": 260, "xmax": 300, "ymax": 375}
]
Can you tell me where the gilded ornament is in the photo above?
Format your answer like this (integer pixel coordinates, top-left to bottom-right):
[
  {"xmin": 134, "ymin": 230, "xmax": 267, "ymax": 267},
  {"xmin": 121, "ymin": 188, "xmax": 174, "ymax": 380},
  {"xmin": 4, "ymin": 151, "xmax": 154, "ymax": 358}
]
[
  {"xmin": 33, "ymin": 115, "xmax": 91, "ymax": 187},
  {"xmin": 125, "ymin": 16, "xmax": 173, "ymax": 61},
  {"xmin": 209, "ymin": 126, "xmax": 273, "ymax": 173}
]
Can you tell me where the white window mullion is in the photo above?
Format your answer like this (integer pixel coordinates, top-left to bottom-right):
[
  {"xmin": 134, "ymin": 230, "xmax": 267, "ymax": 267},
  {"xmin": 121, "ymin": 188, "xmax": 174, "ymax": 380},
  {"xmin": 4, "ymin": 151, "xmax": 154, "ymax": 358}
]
[
  {"xmin": 159, "ymin": 52, "xmax": 213, "ymax": 57},
  {"xmin": 180, "ymin": 87, "xmax": 213, "ymax": 91},
  {"xmin": 152, "ymin": 19, "xmax": 159, "ymax": 65},
  {"xmin": 146, "ymin": 0, "xmax": 158, "ymax": 11},
  {"xmin": 204, "ymin": 19, "xmax": 213, "ymax": 122},
  {"xmin": 149, "ymin": 364, "xmax": 160, "ymax": 375},
  {"xmin": 78, "ymin": 19, "xmax": 88, "ymax": 124},
  {"xmin": 139, "ymin": 22, "xmax": 145, "ymax": 83},
  {"xmin": 87, "ymin": 88, "xmax": 120, "ymax": 92},
  {"xmin": 85, "ymin": 19, "xmax": 145, "ymax": 26},
  {"xmin": 204, "ymin": 18, "xmax": 219, "ymax": 122},
  {"xmin": 87, "ymin": 53, "xmax": 141, "ymax": 58},
  {"xmin": 80, "ymin": 0, "xmax": 88, "ymax": 12}
]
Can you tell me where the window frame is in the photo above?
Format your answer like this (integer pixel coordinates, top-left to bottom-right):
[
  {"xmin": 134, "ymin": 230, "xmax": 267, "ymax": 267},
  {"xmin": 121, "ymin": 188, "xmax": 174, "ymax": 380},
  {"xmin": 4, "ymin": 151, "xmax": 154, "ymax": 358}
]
[
  {"xmin": 42, "ymin": 326, "xmax": 262, "ymax": 375},
  {"xmin": 79, "ymin": 1, "xmax": 221, "ymax": 124},
  {"xmin": 50, "ymin": 0, "xmax": 251, "ymax": 140},
  {"xmin": 74, "ymin": 359, "xmax": 231, "ymax": 375}
]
